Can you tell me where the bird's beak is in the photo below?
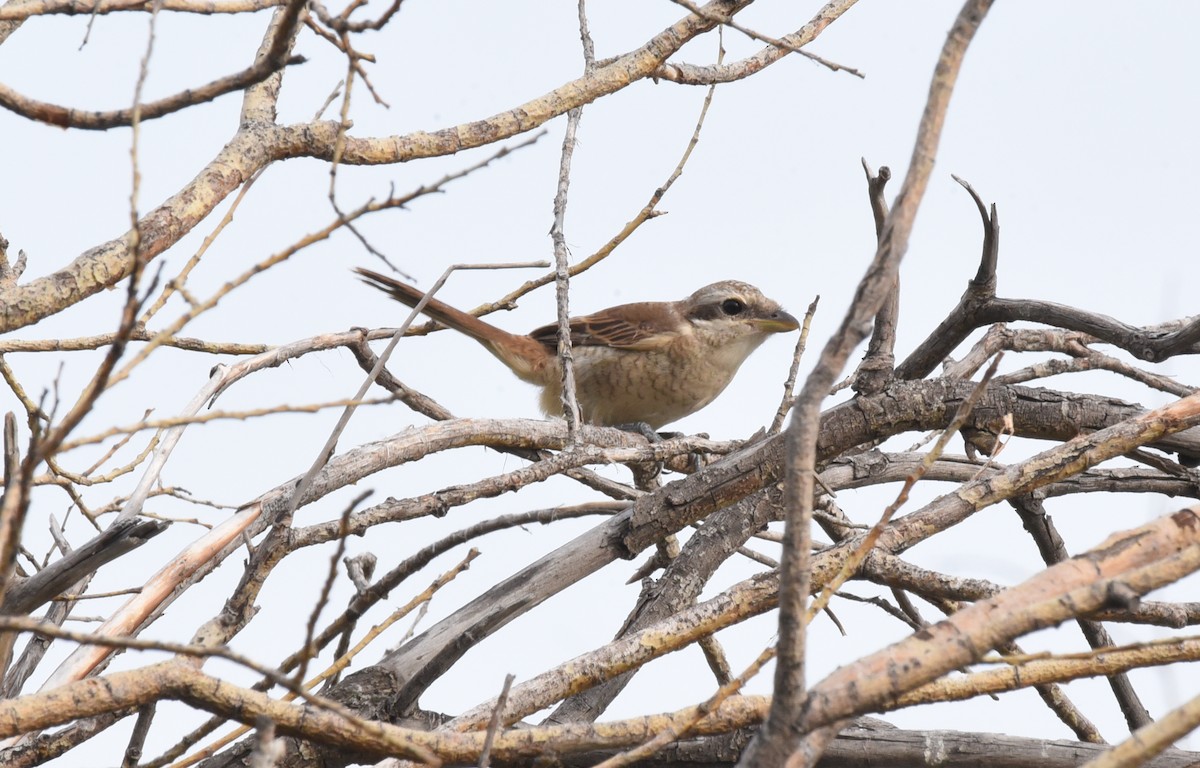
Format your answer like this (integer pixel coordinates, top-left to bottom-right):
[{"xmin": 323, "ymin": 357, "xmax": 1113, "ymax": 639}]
[{"xmin": 753, "ymin": 310, "xmax": 800, "ymax": 333}]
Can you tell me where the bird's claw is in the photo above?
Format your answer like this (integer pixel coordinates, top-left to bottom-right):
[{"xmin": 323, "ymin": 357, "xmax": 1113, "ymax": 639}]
[{"xmin": 614, "ymin": 421, "xmax": 665, "ymax": 443}]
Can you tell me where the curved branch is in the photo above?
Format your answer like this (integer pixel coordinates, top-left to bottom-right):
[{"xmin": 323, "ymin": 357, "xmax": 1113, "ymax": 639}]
[
  {"xmin": 278, "ymin": 0, "xmax": 750, "ymax": 165},
  {"xmin": 897, "ymin": 182, "xmax": 1199, "ymax": 378},
  {"xmin": 0, "ymin": 133, "xmax": 262, "ymax": 333},
  {"xmin": 0, "ymin": 0, "xmax": 305, "ymax": 129},
  {"xmin": 653, "ymin": 0, "xmax": 859, "ymax": 85},
  {"xmin": 0, "ymin": 0, "xmax": 749, "ymax": 333}
]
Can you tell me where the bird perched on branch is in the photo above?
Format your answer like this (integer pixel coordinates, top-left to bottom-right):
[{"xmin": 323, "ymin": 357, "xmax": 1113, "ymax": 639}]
[{"xmin": 356, "ymin": 268, "xmax": 799, "ymax": 429}]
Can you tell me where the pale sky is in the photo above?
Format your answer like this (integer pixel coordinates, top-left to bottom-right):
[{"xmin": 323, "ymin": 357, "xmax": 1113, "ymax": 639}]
[{"xmin": 2, "ymin": 1, "xmax": 1199, "ymax": 763}]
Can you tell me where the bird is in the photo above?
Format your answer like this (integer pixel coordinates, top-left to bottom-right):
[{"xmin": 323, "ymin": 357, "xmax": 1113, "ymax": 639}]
[{"xmin": 355, "ymin": 268, "xmax": 800, "ymax": 429}]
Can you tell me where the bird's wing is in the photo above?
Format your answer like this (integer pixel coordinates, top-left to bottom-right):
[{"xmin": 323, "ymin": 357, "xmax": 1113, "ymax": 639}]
[{"xmin": 529, "ymin": 302, "xmax": 679, "ymax": 352}]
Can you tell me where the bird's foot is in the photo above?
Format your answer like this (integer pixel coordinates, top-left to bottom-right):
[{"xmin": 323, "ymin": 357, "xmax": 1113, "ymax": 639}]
[
  {"xmin": 611, "ymin": 423, "xmax": 711, "ymax": 474},
  {"xmin": 612, "ymin": 422, "xmax": 670, "ymax": 486},
  {"xmin": 613, "ymin": 421, "xmax": 666, "ymax": 443}
]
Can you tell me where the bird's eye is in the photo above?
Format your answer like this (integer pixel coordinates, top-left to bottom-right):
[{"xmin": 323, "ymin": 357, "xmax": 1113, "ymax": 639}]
[{"xmin": 721, "ymin": 298, "xmax": 745, "ymax": 316}]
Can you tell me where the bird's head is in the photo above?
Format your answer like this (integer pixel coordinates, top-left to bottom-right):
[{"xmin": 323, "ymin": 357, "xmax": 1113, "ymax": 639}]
[
  {"xmin": 682, "ymin": 280, "xmax": 799, "ymax": 367},
  {"xmin": 685, "ymin": 280, "xmax": 799, "ymax": 334}
]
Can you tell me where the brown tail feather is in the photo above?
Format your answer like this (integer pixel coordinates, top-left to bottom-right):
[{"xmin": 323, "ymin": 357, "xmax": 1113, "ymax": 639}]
[{"xmin": 353, "ymin": 267, "xmax": 552, "ymax": 382}]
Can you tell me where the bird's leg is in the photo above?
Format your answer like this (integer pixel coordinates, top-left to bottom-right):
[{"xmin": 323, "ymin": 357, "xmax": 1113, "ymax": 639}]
[
  {"xmin": 684, "ymin": 437, "xmax": 711, "ymax": 473},
  {"xmin": 612, "ymin": 423, "xmax": 711, "ymax": 474},
  {"xmin": 613, "ymin": 421, "xmax": 665, "ymax": 443},
  {"xmin": 612, "ymin": 423, "xmax": 668, "ymax": 486},
  {"xmin": 658, "ymin": 430, "xmax": 710, "ymax": 474}
]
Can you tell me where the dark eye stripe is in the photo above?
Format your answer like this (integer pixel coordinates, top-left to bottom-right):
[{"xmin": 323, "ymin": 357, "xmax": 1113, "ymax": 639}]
[
  {"xmin": 689, "ymin": 298, "xmax": 748, "ymax": 322},
  {"xmin": 688, "ymin": 302, "xmax": 727, "ymax": 321}
]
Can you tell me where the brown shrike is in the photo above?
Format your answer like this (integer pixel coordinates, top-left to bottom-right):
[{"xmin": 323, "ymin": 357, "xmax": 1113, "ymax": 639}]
[{"xmin": 356, "ymin": 268, "xmax": 800, "ymax": 429}]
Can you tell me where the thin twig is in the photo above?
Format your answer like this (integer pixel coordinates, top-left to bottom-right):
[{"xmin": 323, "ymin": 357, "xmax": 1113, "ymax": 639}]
[
  {"xmin": 769, "ymin": 296, "xmax": 819, "ymax": 434},
  {"xmin": 547, "ymin": 0, "xmax": 592, "ymax": 441},
  {"xmin": 478, "ymin": 673, "xmax": 515, "ymax": 768},
  {"xmin": 280, "ymin": 261, "xmax": 548, "ymax": 528},
  {"xmin": 294, "ymin": 491, "xmax": 371, "ymax": 686}
]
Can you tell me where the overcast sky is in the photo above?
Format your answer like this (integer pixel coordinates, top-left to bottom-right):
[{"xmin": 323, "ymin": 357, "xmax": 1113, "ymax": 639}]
[{"xmin": 2, "ymin": 1, "xmax": 1200, "ymax": 763}]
